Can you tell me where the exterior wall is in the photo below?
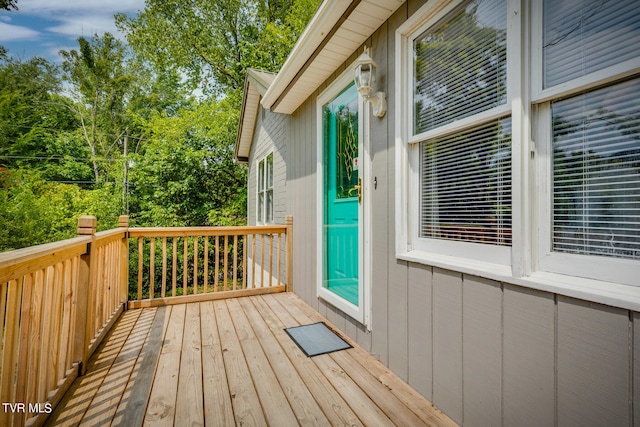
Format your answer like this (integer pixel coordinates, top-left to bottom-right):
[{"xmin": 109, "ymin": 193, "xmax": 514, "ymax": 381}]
[
  {"xmin": 283, "ymin": 1, "xmax": 640, "ymax": 426},
  {"xmin": 247, "ymin": 108, "xmax": 288, "ymax": 226},
  {"xmin": 246, "ymin": 108, "xmax": 288, "ymax": 285}
]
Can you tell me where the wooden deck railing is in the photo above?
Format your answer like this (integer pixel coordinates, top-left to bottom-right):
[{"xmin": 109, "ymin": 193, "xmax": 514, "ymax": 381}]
[
  {"xmin": 127, "ymin": 216, "xmax": 293, "ymax": 308},
  {"xmin": 0, "ymin": 216, "xmax": 128, "ymax": 427},
  {"xmin": 0, "ymin": 214, "xmax": 293, "ymax": 426}
]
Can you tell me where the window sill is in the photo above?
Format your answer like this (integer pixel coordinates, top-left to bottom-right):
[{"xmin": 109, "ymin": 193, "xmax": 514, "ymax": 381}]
[{"xmin": 397, "ymin": 250, "xmax": 640, "ymax": 312}]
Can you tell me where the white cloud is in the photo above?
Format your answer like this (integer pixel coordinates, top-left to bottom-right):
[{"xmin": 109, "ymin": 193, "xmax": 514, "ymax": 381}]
[
  {"xmin": 16, "ymin": 0, "xmax": 146, "ymax": 16},
  {"xmin": 46, "ymin": 14, "xmax": 125, "ymax": 39},
  {"xmin": 2, "ymin": 0, "xmax": 147, "ymax": 61},
  {"xmin": 0, "ymin": 22, "xmax": 41, "ymax": 41},
  {"xmin": 42, "ymin": 41, "xmax": 77, "ymax": 58},
  {"xmin": 15, "ymin": 1, "xmax": 147, "ymax": 42}
]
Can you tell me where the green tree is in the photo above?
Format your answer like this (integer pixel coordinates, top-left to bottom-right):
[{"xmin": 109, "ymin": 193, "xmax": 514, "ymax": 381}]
[
  {"xmin": 60, "ymin": 33, "xmax": 137, "ymax": 183},
  {"xmin": 0, "ymin": 56, "xmax": 91, "ymax": 183},
  {"xmin": 130, "ymin": 97, "xmax": 246, "ymax": 227},
  {"xmin": 0, "ymin": 0, "xmax": 17, "ymax": 11},
  {"xmin": 0, "ymin": 169, "xmax": 120, "ymax": 251},
  {"xmin": 115, "ymin": 0, "xmax": 320, "ymax": 96}
]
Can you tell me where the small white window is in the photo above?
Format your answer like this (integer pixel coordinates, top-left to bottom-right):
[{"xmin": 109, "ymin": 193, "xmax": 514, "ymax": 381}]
[{"xmin": 257, "ymin": 153, "xmax": 274, "ymax": 224}]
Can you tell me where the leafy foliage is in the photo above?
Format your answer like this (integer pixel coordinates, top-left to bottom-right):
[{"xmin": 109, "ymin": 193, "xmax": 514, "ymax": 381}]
[
  {"xmin": 0, "ymin": 169, "xmax": 120, "ymax": 251},
  {"xmin": 130, "ymin": 97, "xmax": 246, "ymax": 227},
  {"xmin": 1, "ymin": 0, "xmax": 320, "ymax": 251},
  {"xmin": 116, "ymin": 0, "xmax": 320, "ymax": 96},
  {"xmin": 60, "ymin": 33, "xmax": 139, "ymax": 183},
  {"xmin": 0, "ymin": 0, "xmax": 17, "ymax": 11}
]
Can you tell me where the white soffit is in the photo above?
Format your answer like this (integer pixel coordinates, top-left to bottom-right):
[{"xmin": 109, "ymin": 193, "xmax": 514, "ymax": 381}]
[
  {"xmin": 235, "ymin": 69, "xmax": 276, "ymax": 163},
  {"xmin": 262, "ymin": 0, "xmax": 403, "ymax": 114}
]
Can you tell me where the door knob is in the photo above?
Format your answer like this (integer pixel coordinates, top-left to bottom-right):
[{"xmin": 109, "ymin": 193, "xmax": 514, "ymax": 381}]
[{"xmin": 349, "ymin": 177, "xmax": 362, "ymax": 204}]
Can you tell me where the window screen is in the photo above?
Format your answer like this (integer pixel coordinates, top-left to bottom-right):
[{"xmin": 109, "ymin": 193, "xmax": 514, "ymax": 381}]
[
  {"xmin": 543, "ymin": 0, "xmax": 640, "ymax": 89},
  {"xmin": 421, "ymin": 118, "xmax": 512, "ymax": 246},
  {"xmin": 552, "ymin": 78, "xmax": 640, "ymax": 259},
  {"xmin": 266, "ymin": 153, "xmax": 274, "ymax": 223},
  {"xmin": 258, "ymin": 160, "xmax": 265, "ymax": 223},
  {"xmin": 413, "ymin": 0, "xmax": 507, "ymax": 134}
]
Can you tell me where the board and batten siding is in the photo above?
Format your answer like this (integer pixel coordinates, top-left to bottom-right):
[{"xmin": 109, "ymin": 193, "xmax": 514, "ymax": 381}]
[
  {"xmin": 246, "ymin": 108, "xmax": 288, "ymax": 286},
  {"xmin": 282, "ymin": 0, "xmax": 640, "ymax": 426},
  {"xmin": 247, "ymin": 109, "xmax": 288, "ymax": 226}
]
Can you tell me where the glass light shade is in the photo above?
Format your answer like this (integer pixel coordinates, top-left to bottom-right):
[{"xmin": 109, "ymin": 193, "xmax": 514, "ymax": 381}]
[
  {"xmin": 353, "ymin": 47, "xmax": 387, "ymax": 118},
  {"xmin": 354, "ymin": 49, "xmax": 377, "ymax": 98}
]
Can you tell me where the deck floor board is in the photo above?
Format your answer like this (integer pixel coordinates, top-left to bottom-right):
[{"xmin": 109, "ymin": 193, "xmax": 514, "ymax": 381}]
[
  {"xmin": 45, "ymin": 309, "xmax": 142, "ymax": 426},
  {"xmin": 46, "ymin": 292, "xmax": 456, "ymax": 427},
  {"xmin": 200, "ymin": 301, "xmax": 235, "ymax": 426},
  {"xmin": 251, "ymin": 294, "xmax": 363, "ymax": 426},
  {"xmin": 144, "ymin": 305, "xmax": 181, "ymax": 426},
  {"xmin": 238, "ymin": 296, "xmax": 330, "ymax": 426}
]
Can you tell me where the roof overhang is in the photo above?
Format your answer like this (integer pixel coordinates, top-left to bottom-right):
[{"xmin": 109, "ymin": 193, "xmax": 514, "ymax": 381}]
[
  {"xmin": 234, "ymin": 69, "xmax": 276, "ymax": 163},
  {"xmin": 261, "ymin": 0, "xmax": 404, "ymax": 114}
]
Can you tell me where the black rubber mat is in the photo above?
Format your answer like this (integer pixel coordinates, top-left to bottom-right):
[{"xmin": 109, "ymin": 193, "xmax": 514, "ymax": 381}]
[{"xmin": 284, "ymin": 322, "xmax": 352, "ymax": 357}]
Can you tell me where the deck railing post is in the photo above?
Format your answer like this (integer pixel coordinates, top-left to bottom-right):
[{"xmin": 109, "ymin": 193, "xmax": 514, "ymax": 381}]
[
  {"xmin": 74, "ymin": 215, "xmax": 96, "ymax": 375},
  {"xmin": 119, "ymin": 215, "xmax": 130, "ymax": 308},
  {"xmin": 286, "ymin": 216, "xmax": 293, "ymax": 293}
]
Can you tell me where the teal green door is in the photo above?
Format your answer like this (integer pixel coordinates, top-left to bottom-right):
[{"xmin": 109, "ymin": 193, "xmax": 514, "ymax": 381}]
[{"xmin": 322, "ymin": 83, "xmax": 360, "ymax": 306}]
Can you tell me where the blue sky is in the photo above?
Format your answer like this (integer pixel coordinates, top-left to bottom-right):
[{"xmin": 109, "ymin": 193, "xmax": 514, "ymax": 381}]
[{"xmin": 0, "ymin": 0, "xmax": 145, "ymax": 62}]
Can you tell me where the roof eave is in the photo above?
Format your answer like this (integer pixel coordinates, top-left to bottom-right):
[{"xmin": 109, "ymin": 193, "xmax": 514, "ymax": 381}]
[
  {"xmin": 261, "ymin": 0, "xmax": 354, "ymax": 111},
  {"xmin": 234, "ymin": 69, "xmax": 276, "ymax": 163}
]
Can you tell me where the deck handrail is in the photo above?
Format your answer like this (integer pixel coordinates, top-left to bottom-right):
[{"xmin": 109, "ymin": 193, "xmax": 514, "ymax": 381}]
[
  {"xmin": 0, "ymin": 215, "xmax": 293, "ymax": 426},
  {"xmin": 127, "ymin": 218, "xmax": 293, "ymax": 308},
  {"xmin": 0, "ymin": 215, "xmax": 129, "ymax": 427},
  {"xmin": 0, "ymin": 236, "xmax": 90, "ymax": 427}
]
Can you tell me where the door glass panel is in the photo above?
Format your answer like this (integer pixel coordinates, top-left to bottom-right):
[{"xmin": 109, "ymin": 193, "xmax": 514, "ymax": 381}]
[{"xmin": 322, "ymin": 83, "xmax": 359, "ymax": 306}]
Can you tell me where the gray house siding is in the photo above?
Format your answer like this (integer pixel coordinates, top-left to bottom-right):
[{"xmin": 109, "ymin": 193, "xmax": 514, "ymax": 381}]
[
  {"xmin": 246, "ymin": 108, "xmax": 288, "ymax": 285},
  {"xmin": 281, "ymin": 0, "xmax": 640, "ymax": 426},
  {"xmin": 247, "ymin": 109, "xmax": 288, "ymax": 227}
]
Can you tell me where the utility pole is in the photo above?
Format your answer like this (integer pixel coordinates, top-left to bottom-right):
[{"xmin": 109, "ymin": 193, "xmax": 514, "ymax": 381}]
[{"xmin": 123, "ymin": 135, "xmax": 129, "ymax": 214}]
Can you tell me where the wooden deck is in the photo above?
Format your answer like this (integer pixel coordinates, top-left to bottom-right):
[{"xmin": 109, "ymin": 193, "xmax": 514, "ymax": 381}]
[{"xmin": 45, "ymin": 293, "xmax": 456, "ymax": 426}]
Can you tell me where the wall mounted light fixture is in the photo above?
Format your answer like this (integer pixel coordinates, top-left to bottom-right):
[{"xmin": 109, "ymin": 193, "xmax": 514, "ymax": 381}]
[{"xmin": 354, "ymin": 46, "xmax": 387, "ymax": 118}]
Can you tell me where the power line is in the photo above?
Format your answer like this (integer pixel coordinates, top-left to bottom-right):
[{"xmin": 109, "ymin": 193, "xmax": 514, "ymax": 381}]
[
  {"xmin": 0, "ymin": 122, "xmax": 147, "ymax": 142},
  {"xmin": 0, "ymin": 155, "xmax": 112, "ymax": 162}
]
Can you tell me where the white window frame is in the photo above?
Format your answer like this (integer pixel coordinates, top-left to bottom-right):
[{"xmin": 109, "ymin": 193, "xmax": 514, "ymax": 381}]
[
  {"xmin": 530, "ymin": 0, "xmax": 640, "ymax": 104},
  {"xmin": 393, "ymin": 0, "xmax": 640, "ymax": 308},
  {"xmin": 256, "ymin": 152, "xmax": 274, "ymax": 225},
  {"xmin": 531, "ymin": 0, "xmax": 640, "ymax": 287},
  {"xmin": 395, "ymin": 0, "xmax": 523, "ymax": 268}
]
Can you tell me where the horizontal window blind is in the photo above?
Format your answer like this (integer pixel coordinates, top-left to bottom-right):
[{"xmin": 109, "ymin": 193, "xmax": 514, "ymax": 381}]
[
  {"xmin": 421, "ymin": 118, "xmax": 512, "ymax": 246},
  {"xmin": 414, "ymin": 0, "xmax": 507, "ymax": 134},
  {"xmin": 266, "ymin": 154, "xmax": 274, "ymax": 223},
  {"xmin": 552, "ymin": 78, "xmax": 640, "ymax": 259},
  {"xmin": 266, "ymin": 153, "xmax": 273, "ymax": 189},
  {"xmin": 543, "ymin": 0, "xmax": 640, "ymax": 88}
]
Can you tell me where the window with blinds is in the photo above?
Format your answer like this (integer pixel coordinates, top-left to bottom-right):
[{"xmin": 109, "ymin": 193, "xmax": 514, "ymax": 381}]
[
  {"xmin": 257, "ymin": 153, "xmax": 274, "ymax": 224},
  {"xmin": 266, "ymin": 153, "xmax": 273, "ymax": 223},
  {"xmin": 552, "ymin": 78, "xmax": 640, "ymax": 260},
  {"xmin": 543, "ymin": 0, "xmax": 640, "ymax": 89},
  {"xmin": 413, "ymin": 0, "xmax": 507, "ymax": 135},
  {"xmin": 258, "ymin": 159, "xmax": 265, "ymax": 222},
  {"xmin": 421, "ymin": 118, "xmax": 512, "ymax": 246}
]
